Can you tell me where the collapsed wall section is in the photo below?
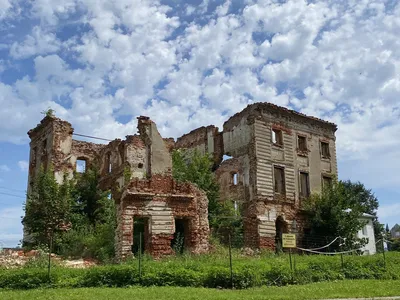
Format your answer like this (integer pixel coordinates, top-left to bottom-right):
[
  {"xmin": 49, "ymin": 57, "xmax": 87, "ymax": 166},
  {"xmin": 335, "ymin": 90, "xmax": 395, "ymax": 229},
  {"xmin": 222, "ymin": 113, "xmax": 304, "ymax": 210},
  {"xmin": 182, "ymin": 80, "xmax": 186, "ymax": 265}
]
[
  {"xmin": 116, "ymin": 175, "xmax": 209, "ymax": 259},
  {"xmin": 175, "ymin": 102, "xmax": 337, "ymax": 251},
  {"xmin": 175, "ymin": 125, "xmax": 223, "ymax": 167}
]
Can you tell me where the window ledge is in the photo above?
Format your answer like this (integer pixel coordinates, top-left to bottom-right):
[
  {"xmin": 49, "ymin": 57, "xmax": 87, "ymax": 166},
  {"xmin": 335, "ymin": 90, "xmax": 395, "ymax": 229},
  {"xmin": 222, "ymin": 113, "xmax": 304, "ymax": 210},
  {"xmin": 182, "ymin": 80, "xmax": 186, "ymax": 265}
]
[
  {"xmin": 297, "ymin": 149, "xmax": 308, "ymax": 157},
  {"xmin": 272, "ymin": 143, "xmax": 284, "ymax": 149}
]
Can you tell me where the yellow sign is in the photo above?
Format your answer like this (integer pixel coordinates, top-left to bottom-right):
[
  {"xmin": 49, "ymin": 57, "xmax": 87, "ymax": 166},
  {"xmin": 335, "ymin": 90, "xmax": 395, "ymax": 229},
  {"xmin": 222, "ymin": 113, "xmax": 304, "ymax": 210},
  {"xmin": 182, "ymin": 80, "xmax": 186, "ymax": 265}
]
[{"xmin": 282, "ymin": 233, "xmax": 296, "ymax": 248}]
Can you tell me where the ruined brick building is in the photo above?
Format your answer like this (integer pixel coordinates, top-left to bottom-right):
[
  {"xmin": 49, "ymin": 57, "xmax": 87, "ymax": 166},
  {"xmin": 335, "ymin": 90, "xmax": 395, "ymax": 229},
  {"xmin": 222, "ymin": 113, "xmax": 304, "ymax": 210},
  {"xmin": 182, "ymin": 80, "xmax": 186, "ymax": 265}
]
[
  {"xmin": 175, "ymin": 103, "xmax": 337, "ymax": 249},
  {"xmin": 26, "ymin": 115, "xmax": 209, "ymax": 259},
  {"xmin": 25, "ymin": 102, "xmax": 337, "ymax": 257}
]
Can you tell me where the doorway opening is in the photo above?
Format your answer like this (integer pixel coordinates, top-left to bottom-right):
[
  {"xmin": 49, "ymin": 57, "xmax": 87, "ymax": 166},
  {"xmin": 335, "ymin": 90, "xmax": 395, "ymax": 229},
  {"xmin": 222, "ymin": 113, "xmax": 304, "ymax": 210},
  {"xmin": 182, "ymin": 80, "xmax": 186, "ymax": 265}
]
[
  {"xmin": 275, "ymin": 216, "xmax": 288, "ymax": 253},
  {"xmin": 171, "ymin": 218, "xmax": 189, "ymax": 254},
  {"xmin": 132, "ymin": 217, "xmax": 149, "ymax": 255}
]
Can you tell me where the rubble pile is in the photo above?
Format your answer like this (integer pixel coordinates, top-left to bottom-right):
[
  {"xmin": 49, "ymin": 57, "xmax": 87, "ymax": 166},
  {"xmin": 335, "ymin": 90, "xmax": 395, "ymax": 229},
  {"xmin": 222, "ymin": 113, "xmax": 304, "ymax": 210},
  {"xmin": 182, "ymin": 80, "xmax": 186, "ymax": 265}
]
[{"xmin": 0, "ymin": 249, "xmax": 97, "ymax": 269}]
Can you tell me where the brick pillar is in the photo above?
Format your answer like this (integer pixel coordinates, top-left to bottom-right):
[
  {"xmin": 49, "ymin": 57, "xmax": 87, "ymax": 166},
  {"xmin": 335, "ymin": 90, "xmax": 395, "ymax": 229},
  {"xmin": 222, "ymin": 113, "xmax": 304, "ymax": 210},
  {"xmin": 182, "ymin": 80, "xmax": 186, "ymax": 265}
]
[{"xmin": 117, "ymin": 208, "xmax": 134, "ymax": 260}]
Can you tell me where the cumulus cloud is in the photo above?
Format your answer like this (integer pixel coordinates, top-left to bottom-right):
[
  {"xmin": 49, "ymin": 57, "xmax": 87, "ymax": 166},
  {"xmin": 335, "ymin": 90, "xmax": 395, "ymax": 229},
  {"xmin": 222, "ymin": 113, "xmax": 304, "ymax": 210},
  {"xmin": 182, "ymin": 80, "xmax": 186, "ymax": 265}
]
[
  {"xmin": 0, "ymin": 207, "xmax": 23, "ymax": 247},
  {"xmin": 0, "ymin": 0, "xmax": 399, "ymax": 192},
  {"xmin": 10, "ymin": 26, "xmax": 61, "ymax": 59},
  {"xmin": 0, "ymin": 164, "xmax": 10, "ymax": 172},
  {"xmin": 17, "ymin": 160, "xmax": 28, "ymax": 172},
  {"xmin": 0, "ymin": 0, "xmax": 12, "ymax": 20}
]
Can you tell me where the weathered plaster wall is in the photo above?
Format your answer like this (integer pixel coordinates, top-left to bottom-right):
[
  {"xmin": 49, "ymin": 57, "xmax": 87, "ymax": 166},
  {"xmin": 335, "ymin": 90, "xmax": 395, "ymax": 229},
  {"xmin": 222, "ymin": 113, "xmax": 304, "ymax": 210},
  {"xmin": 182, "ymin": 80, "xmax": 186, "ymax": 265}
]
[
  {"xmin": 26, "ymin": 115, "xmax": 210, "ymax": 259},
  {"xmin": 116, "ymin": 175, "xmax": 209, "ymax": 259},
  {"xmin": 26, "ymin": 102, "xmax": 337, "ymax": 256},
  {"xmin": 175, "ymin": 102, "xmax": 337, "ymax": 251},
  {"xmin": 138, "ymin": 116, "xmax": 172, "ymax": 176}
]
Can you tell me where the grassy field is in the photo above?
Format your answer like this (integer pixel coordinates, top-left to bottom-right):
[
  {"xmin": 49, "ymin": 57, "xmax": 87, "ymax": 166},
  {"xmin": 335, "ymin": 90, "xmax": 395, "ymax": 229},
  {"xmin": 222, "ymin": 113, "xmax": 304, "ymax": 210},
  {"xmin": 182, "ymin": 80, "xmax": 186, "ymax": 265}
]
[
  {"xmin": 1, "ymin": 251, "xmax": 400, "ymax": 290},
  {"xmin": 1, "ymin": 280, "xmax": 400, "ymax": 300}
]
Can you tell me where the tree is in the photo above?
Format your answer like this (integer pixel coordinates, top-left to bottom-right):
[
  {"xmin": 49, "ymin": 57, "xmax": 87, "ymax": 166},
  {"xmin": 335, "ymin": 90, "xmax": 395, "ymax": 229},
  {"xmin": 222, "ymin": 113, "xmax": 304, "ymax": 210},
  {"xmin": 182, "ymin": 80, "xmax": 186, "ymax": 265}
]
[
  {"xmin": 341, "ymin": 180, "xmax": 383, "ymax": 243},
  {"xmin": 58, "ymin": 167, "xmax": 117, "ymax": 261},
  {"xmin": 23, "ymin": 167, "xmax": 73, "ymax": 248},
  {"xmin": 172, "ymin": 149, "xmax": 220, "ymax": 220},
  {"xmin": 71, "ymin": 167, "xmax": 109, "ymax": 224},
  {"xmin": 172, "ymin": 149, "xmax": 243, "ymax": 247},
  {"xmin": 303, "ymin": 179, "xmax": 379, "ymax": 251}
]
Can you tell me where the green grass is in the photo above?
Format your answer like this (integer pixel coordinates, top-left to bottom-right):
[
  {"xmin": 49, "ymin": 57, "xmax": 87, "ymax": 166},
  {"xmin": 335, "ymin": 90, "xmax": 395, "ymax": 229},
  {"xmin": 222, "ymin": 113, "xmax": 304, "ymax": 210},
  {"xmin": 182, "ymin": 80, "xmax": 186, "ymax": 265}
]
[
  {"xmin": 2, "ymin": 251, "xmax": 400, "ymax": 290},
  {"xmin": 1, "ymin": 280, "xmax": 400, "ymax": 300}
]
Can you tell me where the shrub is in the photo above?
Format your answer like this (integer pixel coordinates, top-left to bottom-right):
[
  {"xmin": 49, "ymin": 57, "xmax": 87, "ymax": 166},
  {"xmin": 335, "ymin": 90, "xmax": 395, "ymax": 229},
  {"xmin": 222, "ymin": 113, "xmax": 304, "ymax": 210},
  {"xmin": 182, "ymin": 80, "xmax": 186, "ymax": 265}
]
[
  {"xmin": 0, "ymin": 268, "xmax": 56, "ymax": 289},
  {"xmin": 262, "ymin": 264, "xmax": 294, "ymax": 286},
  {"xmin": 80, "ymin": 265, "xmax": 139, "ymax": 287},
  {"xmin": 1, "ymin": 252, "xmax": 400, "ymax": 290},
  {"xmin": 141, "ymin": 268, "xmax": 203, "ymax": 287},
  {"xmin": 204, "ymin": 267, "xmax": 258, "ymax": 289}
]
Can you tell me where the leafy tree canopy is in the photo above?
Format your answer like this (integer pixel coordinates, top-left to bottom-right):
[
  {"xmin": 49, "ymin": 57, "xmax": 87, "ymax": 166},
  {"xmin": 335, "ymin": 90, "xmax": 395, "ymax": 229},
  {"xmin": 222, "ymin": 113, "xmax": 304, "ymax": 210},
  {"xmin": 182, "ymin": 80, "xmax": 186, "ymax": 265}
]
[
  {"xmin": 303, "ymin": 179, "xmax": 380, "ymax": 250},
  {"xmin": 23, "ymin": 167, "xmax": 73, "ymax": 247}
]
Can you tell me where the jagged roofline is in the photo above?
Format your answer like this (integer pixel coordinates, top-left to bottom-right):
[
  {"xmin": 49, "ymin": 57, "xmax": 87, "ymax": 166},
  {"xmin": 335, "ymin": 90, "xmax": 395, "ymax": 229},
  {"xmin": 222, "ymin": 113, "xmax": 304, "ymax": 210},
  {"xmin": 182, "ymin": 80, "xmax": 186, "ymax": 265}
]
[
  {"xmin": 224, "ymin": 102, "xmax": 337, "ymax": 131},
  {"xmin": 177, "ymin": 102, "xmax": 337, "ymax": 141}
]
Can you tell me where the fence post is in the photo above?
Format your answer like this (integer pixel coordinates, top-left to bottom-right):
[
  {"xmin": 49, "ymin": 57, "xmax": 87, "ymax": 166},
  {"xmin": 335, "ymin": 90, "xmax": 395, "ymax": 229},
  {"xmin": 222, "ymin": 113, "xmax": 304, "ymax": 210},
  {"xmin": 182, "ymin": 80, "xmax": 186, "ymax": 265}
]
[
  {"xmin": 382, "ymin": 239, "xmax": 386, "ymax": 270},
  {"xmin": 293, "ymin": 249, "xmax": 296, "ymax": 272},
  {"xmin": 47, "ymin": 233, "xmax": 53, "ymax": 282},
  {"xmin": 340, "ymin": 253, "xmax": 344, "ymax": 269},
  {"xmin": 139, "ymin": 232, "xmax": 142, "ymax": 281},
  {"xmin": 228, "ymin": 233, "xmax": 233, "ymax": 289},
  {"xmin": 339, "ymin": 237, "xmax": 344, "ymax": 271}
]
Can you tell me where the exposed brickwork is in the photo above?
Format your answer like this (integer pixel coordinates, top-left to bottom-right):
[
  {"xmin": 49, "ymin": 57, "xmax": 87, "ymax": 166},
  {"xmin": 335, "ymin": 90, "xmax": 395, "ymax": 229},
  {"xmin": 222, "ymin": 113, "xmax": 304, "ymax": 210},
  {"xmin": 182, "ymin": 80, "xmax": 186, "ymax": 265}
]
[
  {"xmin": 117, "ymin": 175, "xmax": 209, "ymax": 259},
  {"xmin": 26, "ymin": 101, "xmax": 337, "ymax": 257},
  {"xmin": 176, "ymin": 102, "xmax": 338, "ymax": 251},
  {"xmin": 26, "ymin": 116, "xmax": 209, "ymax": 260}
]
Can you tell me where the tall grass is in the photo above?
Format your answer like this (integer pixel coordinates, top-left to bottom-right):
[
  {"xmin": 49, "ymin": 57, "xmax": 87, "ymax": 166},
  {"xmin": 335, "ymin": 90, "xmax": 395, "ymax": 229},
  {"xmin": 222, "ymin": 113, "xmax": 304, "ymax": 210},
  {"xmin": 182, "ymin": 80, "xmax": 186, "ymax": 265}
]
[{"xmin": 1, "ymin": 251, "xmax": 399, "ymax": 289}]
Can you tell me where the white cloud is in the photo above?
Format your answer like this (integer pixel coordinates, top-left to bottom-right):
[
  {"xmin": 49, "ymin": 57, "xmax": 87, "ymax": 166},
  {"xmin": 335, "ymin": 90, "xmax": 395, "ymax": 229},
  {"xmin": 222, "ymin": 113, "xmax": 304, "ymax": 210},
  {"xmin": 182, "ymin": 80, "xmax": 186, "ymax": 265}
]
[
  {"xmin": 0, "ymin": 165, "xmax": 10, "ymax": 172},
  {"xmin": 17, "ymin": 160, "xmax": 28, "ymax": 172},
  {"xmin": 10, "ymin": 26, "xmax": 61, "ymax": 59},
  {"xmin": 0, "ymin": 0, "xmax": 399, "ymax": 192},
  {"xmin": 0, "ymin": 207, "xmax": 23, "ymax": 247},
  {"xmin": 0, "ymin": 0, "xmax": 12, "ymax": 20}
]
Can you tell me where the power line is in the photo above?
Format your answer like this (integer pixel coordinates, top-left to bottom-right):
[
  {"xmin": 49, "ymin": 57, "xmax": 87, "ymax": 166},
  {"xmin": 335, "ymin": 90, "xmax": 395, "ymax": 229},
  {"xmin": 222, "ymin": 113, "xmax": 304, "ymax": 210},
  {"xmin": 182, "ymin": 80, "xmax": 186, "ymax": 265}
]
[
  {"xmin": 73, "ymin": 133, "xmax": 113, "ymax": 142},
  {"xmin": 0, "ymin": 186, "xmax": 26, "ymax": 193},
  {"xmin": 0, "ymin": 192, "xmax": 26, "ymax": 199},
  {"xmin": 1, "ymin": 216, "xmax": 22, "ymax": 219}
]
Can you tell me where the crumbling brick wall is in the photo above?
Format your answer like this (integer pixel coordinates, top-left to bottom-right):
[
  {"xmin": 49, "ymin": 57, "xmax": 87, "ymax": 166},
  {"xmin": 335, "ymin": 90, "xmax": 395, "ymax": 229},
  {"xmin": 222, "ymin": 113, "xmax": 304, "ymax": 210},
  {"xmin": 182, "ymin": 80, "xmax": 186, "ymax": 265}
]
[
  {"xmin": 116, "ymin": 175, "xmax": 209, "ymax": 259},
  {"xmin": 176, "ymin": 102, "xmax": 338, "ymax": 251},
  {"xmin": 26, "ymin": 101, "xmax": 337, "ymax": 256},
  {"xmin": 26, "ymin": 114, "xmax": 210, "ymax": 259}
]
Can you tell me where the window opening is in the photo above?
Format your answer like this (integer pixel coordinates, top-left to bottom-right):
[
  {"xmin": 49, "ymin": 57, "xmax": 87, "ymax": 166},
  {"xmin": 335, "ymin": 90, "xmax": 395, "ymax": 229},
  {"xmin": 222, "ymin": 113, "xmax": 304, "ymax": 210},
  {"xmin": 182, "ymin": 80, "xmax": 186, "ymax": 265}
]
[
  {"xmin": 362, "ymin": 225, "xmax": 367, "ymax": 236},
  {"xmin": 42, "ymin": 139, "xmax": 47, "ymax": 155},
  {"xmin": 274, "ymin": 166, "xmax": 285, "ymax": 195},
  {"xmin": 272, "ymin": 129, "xmax": 283, "ymax": 146},
  {"xmin": 299, "ymin": 172, "xmax": 310, "ymax": 198},
  {"xmin": 105, "ymin": 153, "xmax": 112, "ymax": 173},
  {"xmin": 298, "ymin": 135, "xmax": 307, "ymax": 151},
  {"xmin": 233, "ymin": 173, "xmax": 238, "ymax": 185},
  {"xmin": 322, "ymin": 175, "xmax": 332, "ymax": 188},
  {"xmin": 76, "ymin": 159, "xmax": 87, "ymax": 173},
  {"xmin": 321, "ymin": 142, "xmax": 330, "ymax": 158},
  {"xmin": 31, "ymin": 147, "xmax": 37, "ymax": 165}
]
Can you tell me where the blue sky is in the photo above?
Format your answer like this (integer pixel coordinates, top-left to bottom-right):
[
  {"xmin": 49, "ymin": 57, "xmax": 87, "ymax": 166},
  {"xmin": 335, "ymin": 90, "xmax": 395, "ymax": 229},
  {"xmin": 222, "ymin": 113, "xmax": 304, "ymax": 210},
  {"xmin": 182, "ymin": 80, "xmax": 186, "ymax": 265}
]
[{"xmin": 1, "ymin": 0, "xmax": 400, "ymax": 247}]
